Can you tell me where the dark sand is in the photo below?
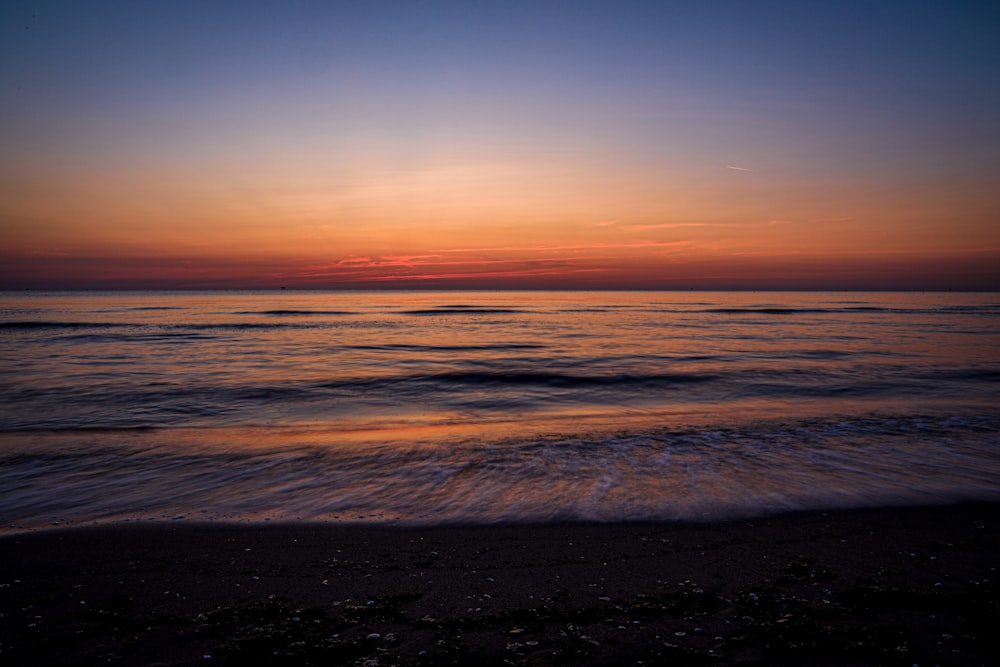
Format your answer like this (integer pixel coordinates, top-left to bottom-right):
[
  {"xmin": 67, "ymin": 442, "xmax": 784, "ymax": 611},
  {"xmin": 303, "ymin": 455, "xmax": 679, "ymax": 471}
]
[{"xmin": 2, "ymin": 504, "xmax": 998, "ymax": 666}]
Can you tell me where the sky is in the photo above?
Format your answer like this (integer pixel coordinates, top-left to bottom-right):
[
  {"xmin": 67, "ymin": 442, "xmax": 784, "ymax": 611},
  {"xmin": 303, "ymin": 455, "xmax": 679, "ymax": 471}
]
[{"xmin": 1, "ymin": 1, "xmax": 999, "ymax": 290}]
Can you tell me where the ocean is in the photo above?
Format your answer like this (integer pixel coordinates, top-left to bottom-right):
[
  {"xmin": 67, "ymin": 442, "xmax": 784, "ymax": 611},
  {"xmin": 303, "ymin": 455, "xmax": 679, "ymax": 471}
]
[{"xmin": 1, "ymin": 290, "xmax": 998, "ymax": 530}]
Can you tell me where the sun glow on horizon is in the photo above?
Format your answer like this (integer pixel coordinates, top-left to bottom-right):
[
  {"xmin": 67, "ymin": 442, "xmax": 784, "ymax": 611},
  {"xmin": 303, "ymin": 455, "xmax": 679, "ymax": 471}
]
[{"xmin": 1, "ymin": 2, "xmax": 998, "ymax": 290}]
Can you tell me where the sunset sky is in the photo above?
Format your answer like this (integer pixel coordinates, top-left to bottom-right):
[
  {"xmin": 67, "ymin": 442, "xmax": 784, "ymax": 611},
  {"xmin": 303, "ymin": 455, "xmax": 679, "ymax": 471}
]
[{"xmin": 1, "ymin": 1, "xmax": 998, "ymax": 290}]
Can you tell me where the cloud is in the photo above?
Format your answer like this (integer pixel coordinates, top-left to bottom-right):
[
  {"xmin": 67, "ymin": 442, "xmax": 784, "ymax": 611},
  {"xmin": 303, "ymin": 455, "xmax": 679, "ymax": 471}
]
[
  {"xmin": 332, "ymin": 254, "xmax": 450, "ymax": 268},
  {"xmin": 440, "ymin": 240, "xmax": 691, "ymax": 254},
  {"xmin": 291, "ymin": 255, "xmax": 574, "ymax": 279},
  {"xmin": 335, "ymin": 256, "xmax": 375, "ymax": 266},
  {"xmin": 764, "ymin": 216, "xmax": 857, "ymax": 227},
  {"xmin": 620, "ymin": 222, "xmax": 733, "ymax": 231},
  {"xmin": 281, "ymin": 240, "xmax": 696, "ymax": 284},
  {"xmin": 359, "ymin": 267, "xmax": 609, "ymax": 282},
  {"xmin": 725, "ymin": 164, "xmax": 752, "ymax": 172}
]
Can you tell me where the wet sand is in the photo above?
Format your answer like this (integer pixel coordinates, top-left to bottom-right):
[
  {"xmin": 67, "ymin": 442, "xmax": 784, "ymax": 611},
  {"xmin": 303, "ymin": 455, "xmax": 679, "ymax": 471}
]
[{"xmin": 2, "ymin": 503, "xmax": 998, "ymax": 666}]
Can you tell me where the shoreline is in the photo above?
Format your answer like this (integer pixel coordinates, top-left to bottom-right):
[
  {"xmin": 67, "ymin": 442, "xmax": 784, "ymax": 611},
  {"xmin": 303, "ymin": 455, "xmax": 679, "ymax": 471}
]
[{"xmin": 2, "ymin": 503, "xmax": 998, "ymax": 665}]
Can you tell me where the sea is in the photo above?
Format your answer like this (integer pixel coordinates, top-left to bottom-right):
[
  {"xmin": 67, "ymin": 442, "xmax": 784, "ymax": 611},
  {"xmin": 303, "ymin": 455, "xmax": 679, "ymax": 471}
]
[{"xmin": 1, "ymin": 290, "xmax": 998, "ymax": 531}]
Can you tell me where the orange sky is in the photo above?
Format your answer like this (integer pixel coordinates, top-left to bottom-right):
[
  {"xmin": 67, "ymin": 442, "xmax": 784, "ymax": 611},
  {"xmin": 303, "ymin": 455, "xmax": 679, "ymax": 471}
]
[{"xmin": 2, "ymin": 3, "xmax": 998, "ymax": 290}]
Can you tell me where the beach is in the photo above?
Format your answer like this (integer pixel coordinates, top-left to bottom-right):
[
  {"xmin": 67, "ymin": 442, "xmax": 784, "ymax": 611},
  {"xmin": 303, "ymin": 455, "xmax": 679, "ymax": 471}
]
[{"xmin": 2, "ymin": 503, "xmax": 998, "ymax": 666}]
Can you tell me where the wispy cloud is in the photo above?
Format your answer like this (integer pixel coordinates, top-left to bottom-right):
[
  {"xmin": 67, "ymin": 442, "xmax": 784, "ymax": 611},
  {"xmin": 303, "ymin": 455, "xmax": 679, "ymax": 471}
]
[
  {"xmin": 620, "ymin": 222, "xmax": 733, "ymax": 231},
  {"xmin": 304, "ymin": 255, "xmax": 604, "ymax": 275},
  {"xmin": 765, "ymin": 216, "xmax": 857, "ymax": 227},
  {"xmin": 440, "ymin": 240, "xmax": 691, "ymax": 254},
  {"xmin": 335, "ymin": 254, "xmax": 443, "ymax": 268},
  {"xmin": 725, "ymin": 164, "xmax": 752, "ymax": 172},
  {"xmin": 280, "ymin": 240, "xmax": 694, "ymax": 284},
  {"xmin": 360, "ymin": 267, "xmax": 609, "ymax": 282}
]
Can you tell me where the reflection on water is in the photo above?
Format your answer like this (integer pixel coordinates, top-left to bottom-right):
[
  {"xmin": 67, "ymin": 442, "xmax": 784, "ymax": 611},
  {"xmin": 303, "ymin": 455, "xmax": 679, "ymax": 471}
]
[{"xmin": 1, "ymin": 290, "xmax": 998, "ymax": 529}]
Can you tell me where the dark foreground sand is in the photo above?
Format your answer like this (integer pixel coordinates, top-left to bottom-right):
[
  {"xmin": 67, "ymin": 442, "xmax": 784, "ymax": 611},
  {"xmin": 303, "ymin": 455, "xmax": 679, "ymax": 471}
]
[{"xmin": 2, "ymin": 504, "xmax": 998, "ymax": 666}]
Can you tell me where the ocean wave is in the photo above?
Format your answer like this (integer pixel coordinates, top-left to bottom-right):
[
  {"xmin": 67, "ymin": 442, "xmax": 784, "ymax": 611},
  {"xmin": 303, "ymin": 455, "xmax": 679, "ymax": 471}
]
[
  {"xmin": 4, "ymin": 357, "xmax": 996, "ymax": 431},
  {"xmin": 2, "ymin": 413, "xmax": 997, "ymax": 528},
  {"xmin": 317, "ymin": 370, "xmax": 716, "ymax": 390},
  {"xmin": 54, "ymin": 332, "xmax": 222, "ymax": 342},
  {"xmin": 0, "ymin": 320, "xmax": 125, "ymax": 329},
  {"xmin": 235, "ymin": 310, "xmax": 358, "ymax": 316},
  {"xmin": 345, "ymin": 343, "xmax": 546, "ymax": 352},
  {"xmin": 701, "ymin": 307, "xmax": 834, "ymax": 314},
  {"xmin": 401, "ymin": 308, "xmax": 525, "ymax": 315},
  {"xmin": 123, "ymin": 306, "xmax": 184, "ymax": 311},
  {"xmin": 700, "ymin": 305, "xmax": 1000, "ymax": 316}
]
